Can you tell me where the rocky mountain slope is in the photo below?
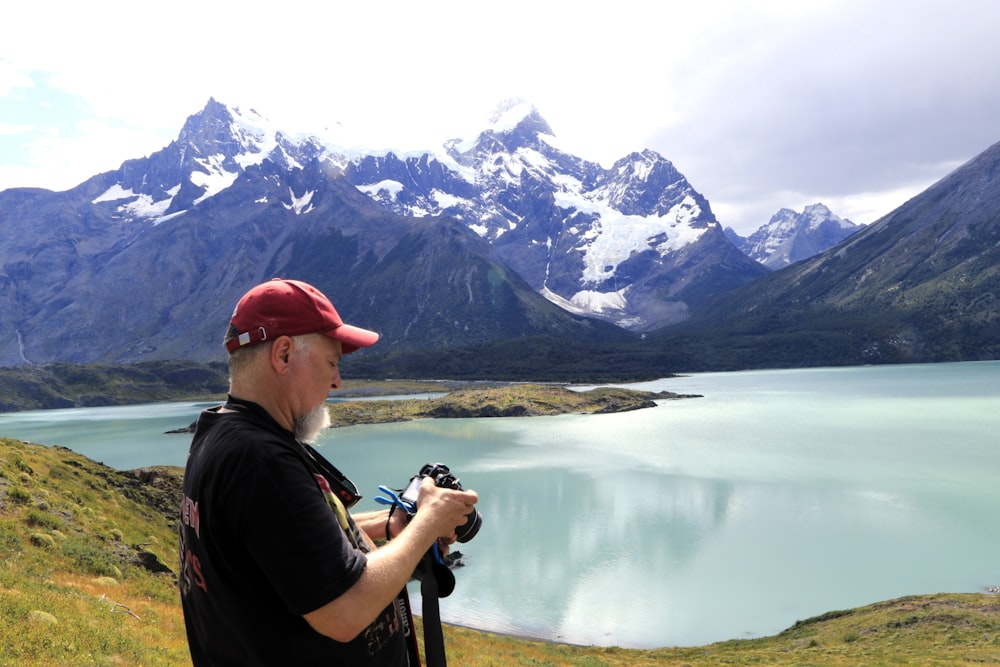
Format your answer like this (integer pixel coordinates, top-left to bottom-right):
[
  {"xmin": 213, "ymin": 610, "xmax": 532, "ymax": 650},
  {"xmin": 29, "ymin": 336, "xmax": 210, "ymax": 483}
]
[
  {"xmin": 1, "ymin": 98, "xmax": 996, "ymax": 372},
  {"xmin": 0, "ymin": 100, "xmax": 629, "ymax": 365},
  {"xmin": 344, "ymin": 99, "xmax": 767, "ymax": 331},
  {"xmin": 654, "ymin": 139, "xmax": 1000, "ymax": 368},
  {"xmin": 725, "ymin": 203, "xmax": 861, "ymax": 268}
]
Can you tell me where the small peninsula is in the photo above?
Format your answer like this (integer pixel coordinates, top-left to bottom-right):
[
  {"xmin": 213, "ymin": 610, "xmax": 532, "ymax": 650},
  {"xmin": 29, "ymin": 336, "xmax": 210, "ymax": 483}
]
[
  {"xmin": 326, "ymin": 383, "xmax": 701, "ymax": 427},
  {"xmin": 162, "ymin": 383, "xmax": 700, "ymax": 434}
]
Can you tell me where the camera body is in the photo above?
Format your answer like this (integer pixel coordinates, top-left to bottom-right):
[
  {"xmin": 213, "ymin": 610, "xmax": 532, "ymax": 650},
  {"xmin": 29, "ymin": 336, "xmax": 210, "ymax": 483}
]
[{"xmin": 400, "ymin": 463, "xmax": 482, "ymax": 543}]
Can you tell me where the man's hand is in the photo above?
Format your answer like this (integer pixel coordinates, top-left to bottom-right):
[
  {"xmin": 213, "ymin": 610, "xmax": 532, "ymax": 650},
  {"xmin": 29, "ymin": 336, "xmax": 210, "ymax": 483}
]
[
  {"xmin": 305, "ymin": 477, "xmax": 478, "ymax": 642},
  {"xmin": 412, "ymin": 476, "xmax": 478, "ymax": 540}
]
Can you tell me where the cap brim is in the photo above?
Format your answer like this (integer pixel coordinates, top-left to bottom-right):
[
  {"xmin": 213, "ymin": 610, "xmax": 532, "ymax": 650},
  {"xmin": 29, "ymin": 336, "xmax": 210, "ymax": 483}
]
[{"xmin": 326, "ymin": 323, "xmax": 380, "ymax": 354}]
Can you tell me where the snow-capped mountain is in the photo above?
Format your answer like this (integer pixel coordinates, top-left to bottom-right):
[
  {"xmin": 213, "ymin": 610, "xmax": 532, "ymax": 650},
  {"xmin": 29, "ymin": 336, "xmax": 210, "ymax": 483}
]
[
  {"xmin": 0, "ymin": 99, "xmax": 631, "ymax": 365},
  {"xmin": 0, "ymin": 98, "xmax": 765, "ymax": 365},
  {"xmin": 2, "ymin": 98, "xmax": 996, "ymax": 371},
  {"xmin": 344, "ymin": 99, "xmax": 766, "ymax": 331},
  {"xmin": 81, "ymin": 97, "xmax": 764, "ymax": 333},
  {"xmin": 726, "ymin": 203, "xmax": 861, "ymax": 269},
  {"xmin": 91, "ymin": 99, "xmax": 338, "ymax": 224}
]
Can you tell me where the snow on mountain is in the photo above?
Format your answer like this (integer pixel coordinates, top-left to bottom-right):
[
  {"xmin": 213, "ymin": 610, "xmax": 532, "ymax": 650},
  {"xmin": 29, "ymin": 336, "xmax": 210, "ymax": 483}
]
[
  {"xmin": 86, "ymin": 99, "xmax": 346, "ymax": 226},
  {"xmin": 550, "ymin": 173, "xmax": 707, "ymax": 285},
  {"xmin": 727, "ymin": 203, "xmax": 861, "ymax": 269},
  {"xmin": 64, "ymin": 98, "xmax": 765, "ymax": 332},
  {"xmin": 338, "ymin": 100, "xmax": 763, "ymax": 331}
]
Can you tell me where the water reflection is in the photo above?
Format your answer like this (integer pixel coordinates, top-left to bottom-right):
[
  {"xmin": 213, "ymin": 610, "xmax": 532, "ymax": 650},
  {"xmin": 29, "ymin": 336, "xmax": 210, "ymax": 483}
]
[{"xmin": 475, "ymin": 468, "xmax": 738, "ymax": 643}]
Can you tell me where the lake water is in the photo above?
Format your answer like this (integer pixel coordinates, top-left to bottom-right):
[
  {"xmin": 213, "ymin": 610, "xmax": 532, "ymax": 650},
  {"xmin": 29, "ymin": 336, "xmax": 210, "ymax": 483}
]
[{"xmin": 1, "ymin": 361, "xmax": 997, "ymax": 648}]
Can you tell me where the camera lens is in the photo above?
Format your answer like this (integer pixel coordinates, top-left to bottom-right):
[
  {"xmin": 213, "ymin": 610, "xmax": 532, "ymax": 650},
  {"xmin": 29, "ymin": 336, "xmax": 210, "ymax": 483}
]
[{"xmin": 455, "ymin": 506, "xmax": 482, "ymax": 543}]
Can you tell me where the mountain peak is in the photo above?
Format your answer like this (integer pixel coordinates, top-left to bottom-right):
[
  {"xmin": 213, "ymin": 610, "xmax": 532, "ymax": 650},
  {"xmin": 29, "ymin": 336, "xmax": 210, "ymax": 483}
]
[
  {"xmin": 486, "ymin": 98, "xmax": 551, "ymax": 136},
  {"xmin": 446, "ymin": 99, "xmax": 555, "ymax": 155},
  {"xmin": 801, "ymin": 202, "xmax": 854, "ymax": 231},
  {"xmin": 177, "ymin": 99, "xmax": 281, "ymax": 163},
  {"xmin": 733, "ymin": 202, "xmax": 861, "ymax": 268},
  {"xmin": 87, "ymin": 99, "xmax": 333, "ymax": 225},
  {"xmin": 802, "ymin": 202, "xmax": 832, "ymax": 216}
]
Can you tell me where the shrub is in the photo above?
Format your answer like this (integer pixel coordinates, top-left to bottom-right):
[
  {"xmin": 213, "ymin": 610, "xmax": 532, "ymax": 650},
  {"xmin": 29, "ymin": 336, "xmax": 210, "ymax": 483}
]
[
  {"xmin": 46, "ymin": 464, "xmax": 74, "ymax": 481},
  {"xmin": 27, "ymin": 610, "xmax": 57, "ymax": 624},
  {"xmin": 0, "ymin": 524, "xmax": 23, "ymax": 552},
  {"xmin": 60, "ymin": 540, "xmax": 123, "ymax": 578},
  {"xmin": 26, "ymin": 509, "xmax": 63, "ymax": 531},
  {"xmin": 29, "ymin": 533, "xmax": 56, "ymax": 548},
  {"xmin": 13, "ymin": 458, "xmax": 33, "ymax": 475},
  {"xmin": 6, "ymin": 487, "xmax": 32, "ymax": 504}
]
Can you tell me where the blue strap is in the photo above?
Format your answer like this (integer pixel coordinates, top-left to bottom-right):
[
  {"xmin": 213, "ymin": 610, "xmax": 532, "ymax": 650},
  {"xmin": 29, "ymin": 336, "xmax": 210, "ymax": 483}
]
[
  {"xmin": 375, "ymin": 486, "xmax": 416, "ymax": 541},
  {"xmin": 374, "ymin": 485, "xmax": 416, "ymax": 514}
]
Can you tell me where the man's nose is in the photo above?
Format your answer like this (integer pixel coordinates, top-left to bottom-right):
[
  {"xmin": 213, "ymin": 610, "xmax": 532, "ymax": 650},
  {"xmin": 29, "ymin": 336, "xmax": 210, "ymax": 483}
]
[{"xmin": 330, "ymin": 366, "xmax": 342, "ymax": 390}]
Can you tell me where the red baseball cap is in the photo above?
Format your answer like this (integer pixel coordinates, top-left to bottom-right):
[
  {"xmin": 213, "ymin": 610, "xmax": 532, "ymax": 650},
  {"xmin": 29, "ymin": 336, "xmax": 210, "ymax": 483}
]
[{"xmin": 225, "ymin": 278, "xmax": 379, "ymax": 354}]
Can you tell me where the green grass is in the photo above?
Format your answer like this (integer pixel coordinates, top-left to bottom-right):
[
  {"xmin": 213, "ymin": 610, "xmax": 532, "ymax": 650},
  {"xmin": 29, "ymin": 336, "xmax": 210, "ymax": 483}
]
[
  {"xmin": 0, "ymin": 437, "xmax": 186, "ymax": 666},
  {"xmin": 2, "ymin": 435, "xmax": 998, "ymax": 666}
]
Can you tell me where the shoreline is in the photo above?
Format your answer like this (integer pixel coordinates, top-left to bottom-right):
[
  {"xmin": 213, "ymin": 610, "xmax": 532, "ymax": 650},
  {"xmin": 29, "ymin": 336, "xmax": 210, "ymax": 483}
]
[{"xmin": 164, "ymin": 383, "xmax": 702, "ymax": 433}]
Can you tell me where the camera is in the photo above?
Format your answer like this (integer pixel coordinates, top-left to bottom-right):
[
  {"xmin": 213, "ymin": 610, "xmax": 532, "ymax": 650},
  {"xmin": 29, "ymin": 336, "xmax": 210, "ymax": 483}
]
[{"xmin": 400, "ymin": 463, "xmax": 482, "ymax": 543}]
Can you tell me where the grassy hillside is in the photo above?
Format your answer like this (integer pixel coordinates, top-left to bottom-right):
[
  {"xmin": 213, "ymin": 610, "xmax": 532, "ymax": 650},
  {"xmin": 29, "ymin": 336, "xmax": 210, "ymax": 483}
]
[
  {"xmin": 0, "ymin": 437, "xmax": 186, "ymax": 665},
  {"xmin": 2, "ymin": 439, "xmax": 999, "ymax": 666}
]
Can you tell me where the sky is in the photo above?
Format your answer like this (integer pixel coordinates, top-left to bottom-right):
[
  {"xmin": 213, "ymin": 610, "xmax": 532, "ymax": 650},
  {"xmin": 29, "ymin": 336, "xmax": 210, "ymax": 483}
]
[{"xmin": 3, "ymin": 0, "xmax": 1000, "ymax": 235}]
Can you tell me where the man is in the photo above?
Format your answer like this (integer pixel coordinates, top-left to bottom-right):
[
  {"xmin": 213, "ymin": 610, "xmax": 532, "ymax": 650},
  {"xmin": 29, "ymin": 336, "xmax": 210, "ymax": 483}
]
[{"xmin": 179, "ymin": 278, "xmax": 478, "ymax": 665}]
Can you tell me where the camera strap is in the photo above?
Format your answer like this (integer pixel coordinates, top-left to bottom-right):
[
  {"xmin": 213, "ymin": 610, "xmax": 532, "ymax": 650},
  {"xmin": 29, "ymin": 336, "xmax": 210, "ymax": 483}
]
[
  {"xmin": 414, "ymin": 549, "xmax": 450, "ymax": 667},
  {"xmin": 299, "ymin": 442, "xmax": 362, "ymax": 509},
  {"xmin": 221, "ymin": 396, "xmax": 363, "ymax": 510},
  {"xmin": 397, "ymin": 587, "xmax": 422, "ymax": 667}
]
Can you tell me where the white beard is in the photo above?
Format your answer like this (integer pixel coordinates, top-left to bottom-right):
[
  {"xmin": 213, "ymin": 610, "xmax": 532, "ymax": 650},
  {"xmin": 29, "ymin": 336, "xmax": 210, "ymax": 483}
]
[{"xmin": 294, "ymin": 404, "xmax": 332, "ymax": 444}]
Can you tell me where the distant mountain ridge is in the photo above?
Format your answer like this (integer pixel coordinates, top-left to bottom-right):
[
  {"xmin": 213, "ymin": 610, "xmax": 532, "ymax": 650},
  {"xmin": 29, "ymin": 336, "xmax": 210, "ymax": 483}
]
[
  {"xmin": 655, "ymin": 140, "xmax": 1000, "ymax": 368},
  {"xmin": 0, "ymin": 99, "xmax": 629, "ymax": 365},
  {"xmin": 725, "ymin": 203, "xmax": 861, "ymax": 269},
  {"xmin": 0, "ymin": 98, "xmax": 996, "ymax": 373},
  {"xmin": 344, "ymin": 99, "xmax": 767, "ymax": 331},
  {"xmin": 0, "ymin": 98, "xmax": 766, "ymax": 365}
]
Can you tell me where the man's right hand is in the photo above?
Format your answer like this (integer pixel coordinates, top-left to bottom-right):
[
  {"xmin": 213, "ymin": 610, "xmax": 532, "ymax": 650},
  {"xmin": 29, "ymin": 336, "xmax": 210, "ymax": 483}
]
[{"xmin": 413, "ymin": 476, "xmax": 478, "ymax": 540}]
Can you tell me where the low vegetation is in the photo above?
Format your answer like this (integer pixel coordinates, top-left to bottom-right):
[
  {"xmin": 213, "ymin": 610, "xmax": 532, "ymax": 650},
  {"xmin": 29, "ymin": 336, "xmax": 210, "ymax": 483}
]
[
  {"xmin": 0, "ymin": 437, "xmax": 186, "ymax": 665},
  {"xmin": 0, "ymin": 360, "xmax": 230, "ymax": 412},
  {"xmin": 3, "ymin": 435, "xmax": 999, "ymax": 665},
  {"xmin": 327, "ymin": 384, "xmax": 696, "ymax": 427},
  {"xmin": 162, "ymin": 382, "xmax": 699, "ymax": 433}
]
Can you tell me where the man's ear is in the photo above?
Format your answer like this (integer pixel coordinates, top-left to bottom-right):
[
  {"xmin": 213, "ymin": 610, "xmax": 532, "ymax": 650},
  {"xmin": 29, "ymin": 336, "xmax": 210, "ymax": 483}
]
[{"xmin": 270, "ymin": 336, "xmax": 294, "ymax": 373}]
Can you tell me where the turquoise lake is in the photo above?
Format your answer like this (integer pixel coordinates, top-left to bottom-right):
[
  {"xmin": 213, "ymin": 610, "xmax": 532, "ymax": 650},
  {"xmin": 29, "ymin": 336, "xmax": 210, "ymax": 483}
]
[{"xmin": 1, "ymin": 361, "xmax": 997, "ymax": 647}]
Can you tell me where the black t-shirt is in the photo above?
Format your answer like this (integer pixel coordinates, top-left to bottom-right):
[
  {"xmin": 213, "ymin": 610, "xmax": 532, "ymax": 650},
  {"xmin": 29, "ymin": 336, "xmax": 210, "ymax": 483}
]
[{"xmin": 179, "ymin": 396, "xmax": 410, "ymax": 666}]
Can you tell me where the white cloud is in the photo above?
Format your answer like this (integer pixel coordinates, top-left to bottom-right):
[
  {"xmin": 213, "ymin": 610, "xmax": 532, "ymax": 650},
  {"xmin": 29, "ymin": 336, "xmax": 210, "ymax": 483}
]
[
  {"xmin": 0, "ymin": 122, "xmax": 33, "ymax": 135},
  {"xmin": 0, "ymin": 59, "xmax": 33, "ymax": 95}
]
